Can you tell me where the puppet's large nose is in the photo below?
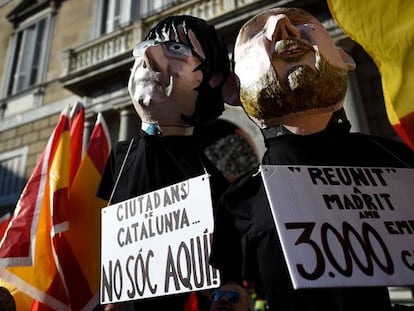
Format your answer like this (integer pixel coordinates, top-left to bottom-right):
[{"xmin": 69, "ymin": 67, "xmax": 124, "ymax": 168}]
[
  {"xmin": 141, "ymin": 45, "xmax": 165, "ymax": 72},
  {"xmin": 267, "ymin": 14, "xmax": 301, "ymax": 41}
]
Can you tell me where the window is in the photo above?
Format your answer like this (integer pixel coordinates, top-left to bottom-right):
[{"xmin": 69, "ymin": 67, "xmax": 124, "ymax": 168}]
[
  {"xmin": 7, "ymin": 18, "xmax": 48, "ymax": 95},
  {"xmin": 3, "ymin": 0, "xmax": 54, "ymax": 98},
  {"xmin": 93, "ymin": 0, "xmax": 179, "ymax": 37},
  {"xmin": 0, "ymin": 147, "xmax": 28, "ymax": 208},
  {"xmin": 139, "ymin": 0, "xmax": 178, "ymax": 17},
  {"xmin": 94, "ymin": 0, "xmax": 138, "ymax": 36},
  {"xmin": 102, "ymin": 0, "xmax": 121, "ymax": 33}
]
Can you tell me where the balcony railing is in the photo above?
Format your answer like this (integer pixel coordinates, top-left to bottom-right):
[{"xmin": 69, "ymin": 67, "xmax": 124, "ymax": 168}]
[
  {"xmin": 61, "ymin": 25, "xmax": 135, "ymax": 76},
  {"xmin": 59, "ymin": 0, "xmax": 259, "ymax": 95}
]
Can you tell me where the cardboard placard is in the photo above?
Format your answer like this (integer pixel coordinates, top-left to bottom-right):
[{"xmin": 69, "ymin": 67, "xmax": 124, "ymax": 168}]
[
  {"xmin": 261, "ymin": 165, "xmax": 414, "ymax": 289},
  {"xmin": 100, "ymin": 174, "xmax": 220, "ymax": 304}
]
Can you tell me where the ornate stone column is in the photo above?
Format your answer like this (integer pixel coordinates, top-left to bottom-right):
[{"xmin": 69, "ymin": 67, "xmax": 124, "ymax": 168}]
[{"xmin": 118, "ymin": 108, "xmax": 139, "ymax": 141}]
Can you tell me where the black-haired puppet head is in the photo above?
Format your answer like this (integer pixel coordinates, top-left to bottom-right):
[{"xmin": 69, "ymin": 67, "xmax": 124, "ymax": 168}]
[
  {"xmin": 226, "ymin": 7, "xmax": 356, "ymax": 135},
  {"xmin": 128, "ymin": 15, "xmax": 231, "ymax": 135}
]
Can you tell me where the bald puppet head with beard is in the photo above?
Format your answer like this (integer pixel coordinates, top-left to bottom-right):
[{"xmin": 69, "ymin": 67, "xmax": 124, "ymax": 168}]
[{"xmin": 228, "ymin": 7, "xmax": 356, "ymax": 135}]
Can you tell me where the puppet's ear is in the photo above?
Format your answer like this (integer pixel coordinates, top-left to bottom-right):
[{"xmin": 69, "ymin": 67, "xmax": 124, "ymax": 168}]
[
  {"xmin": 208, "ymin": 72, "xmax": 223, "ymax": 89},
  {"xmin": 220, "ymin": 72, "xmax": 242, "ymax": 106},
  {"xmin": 338, "ymin": 48, "xmax": 356, "ymax": 70}
]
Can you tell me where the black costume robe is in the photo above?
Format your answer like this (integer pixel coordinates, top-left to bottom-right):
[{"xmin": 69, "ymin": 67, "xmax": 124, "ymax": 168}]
[
  {"xmin": 97, "ymin": 131, "xmax": 228, "ymax": 310},
  {"xmin": 210, "ymin": 122, "xmax": 414, "ymax": 311}
]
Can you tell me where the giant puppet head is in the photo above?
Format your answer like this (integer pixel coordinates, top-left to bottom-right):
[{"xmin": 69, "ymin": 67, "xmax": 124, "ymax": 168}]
[
  {"xmin": 230, "ymin": 7, "xmax": 356, "ymax": 134},
  {"xmin": 128, "ymin": 15, "xmax": 230, "ymax": 135}
]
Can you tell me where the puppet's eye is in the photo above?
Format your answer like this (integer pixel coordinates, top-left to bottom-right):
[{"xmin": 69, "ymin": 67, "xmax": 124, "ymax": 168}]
[
  {"xmin": 303, "ymin": 23, "xmax": 315, "ymax": 30},
  {"xmin": 165, "ymin": 42, "xmax": 192, "ymax": 57}
]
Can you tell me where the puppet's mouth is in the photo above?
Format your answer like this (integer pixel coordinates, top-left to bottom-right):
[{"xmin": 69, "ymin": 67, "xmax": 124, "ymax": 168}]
[
  {"xmin": 134, "ymin": 75, "xmax": 173, "ymax": 106},
  {"xmin": 135, "ymin": 72, "xmax": 173, "ymax": 99},
  {"xmin": 139, "ymin": 75, "xmax": 173, "ymax": 97},
  {"xmin": 135, "ymin": 68, "xmax": 172, "ymax": 93},
  {"xmin": 274, "ymin": 40, "xmax": 313, "ymax": 59}
]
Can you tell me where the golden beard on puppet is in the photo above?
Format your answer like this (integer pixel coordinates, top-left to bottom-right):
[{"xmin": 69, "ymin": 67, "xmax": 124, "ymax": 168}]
[{"xmin": 239, "ymin": 51, "xmax": 348, "ymax": 122}]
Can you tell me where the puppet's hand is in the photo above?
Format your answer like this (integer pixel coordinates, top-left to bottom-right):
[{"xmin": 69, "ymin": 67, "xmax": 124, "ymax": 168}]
[{"xmin": 104, "ymin": 303, "xmax": 118, "ymax": 311}]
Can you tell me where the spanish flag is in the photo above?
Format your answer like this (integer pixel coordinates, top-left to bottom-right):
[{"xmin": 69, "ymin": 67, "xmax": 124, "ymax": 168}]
[
  {"xmin": 0, "ymin": 214, "xmax": 35, "ymax": 309},
  {"xmin": 328, "ymin": 0, "xmax": 414, "ymax": 150},
  {"xmin": 63, "ymin": 112, "xmax": 111, "ymax": 309},
  {"xmin": 0, "ymin": 104, "xmax": 71, "ymax": 309},
  {"xmin": 0, "ymin": 103, "xmax": 111, "ymax": 310},
  {"xmin": 69, "ymin": 101, "xmax": 85, "ymax": 186}
]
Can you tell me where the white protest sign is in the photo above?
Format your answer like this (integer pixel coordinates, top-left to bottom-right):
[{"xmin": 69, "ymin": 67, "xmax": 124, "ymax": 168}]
[
  {"xmin": 100, "ymin": 174, "xmax": 220, "ymax": 304},
  {"xmin": 261, "ymin": 165, "xmax": 414, "ymax": 289}
]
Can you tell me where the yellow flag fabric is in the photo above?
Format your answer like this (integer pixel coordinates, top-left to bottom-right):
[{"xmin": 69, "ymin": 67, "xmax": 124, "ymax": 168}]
[{"xmin": 327, "ymin": 0, "xmax": 414, "ymax": 150}]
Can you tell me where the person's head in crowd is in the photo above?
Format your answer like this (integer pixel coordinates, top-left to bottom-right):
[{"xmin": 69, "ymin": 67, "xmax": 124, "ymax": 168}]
[
  {"xmin": 210, "ymin": 283, "xmax": 253, "ymax": 311},
  {"xmin": 128, "ymin": 15, "xmax": 231, "ymax": 135},
  {"xmin": 228, "ymin": 7, "xmax": 356, "ymax": 134},
  {"xmin": 0, "ymin": 287, "xmax": 16, "ymax": 311}
]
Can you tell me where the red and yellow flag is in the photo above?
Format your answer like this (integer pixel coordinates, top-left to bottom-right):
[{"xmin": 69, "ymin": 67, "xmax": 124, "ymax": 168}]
[
  {"xmin": 63, "ymin": 112, "xmax": 111, "ymax": 309},
  {"xmin": 0, "ymin": 103, "xmax": 111, "ymax": 310},
  {"xmin": 327, "ymin": 0, "xmax": 414, "ymax": 150},
  {"xmin": 0, "ymin": 104, "xmax": 71, "ymax": 308},
  {"xmin": 69, "ymin": 102, "xmax": 85, "ymax": 186}
]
